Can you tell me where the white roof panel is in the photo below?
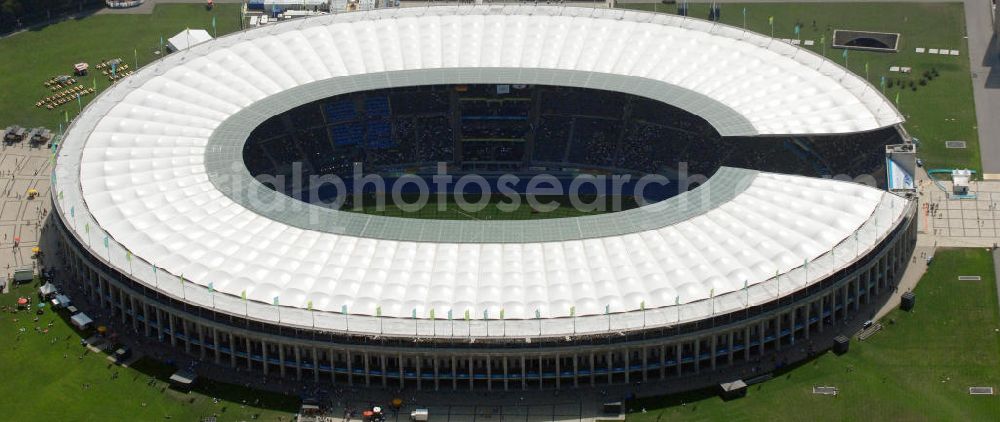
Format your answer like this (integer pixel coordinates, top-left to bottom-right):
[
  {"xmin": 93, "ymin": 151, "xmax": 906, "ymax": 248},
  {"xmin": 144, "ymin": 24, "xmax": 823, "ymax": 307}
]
[{"xmin": 54, "ymin": 6, "xmax": 910, "ymax": 338}]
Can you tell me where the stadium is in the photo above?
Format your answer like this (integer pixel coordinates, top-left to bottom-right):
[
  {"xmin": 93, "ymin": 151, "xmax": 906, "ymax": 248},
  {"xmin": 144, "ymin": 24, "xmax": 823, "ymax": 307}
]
[{"xmin": 53, "ymin": 5, "xmax": 917, "ymax": 391}]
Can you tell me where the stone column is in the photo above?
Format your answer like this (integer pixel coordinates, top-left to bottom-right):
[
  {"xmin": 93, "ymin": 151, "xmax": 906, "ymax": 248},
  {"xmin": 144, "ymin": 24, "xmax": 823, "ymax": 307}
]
[
  {"xmin": 416, "ymin": 355, "xmax": 422, "ymax": 391},
  {"xmin": 522, "ymin": 356, "xmax": 528, "ymax": 390},
  {"xmin": 433, "ymin": 356, "xmax": 440, "ymax": 391},
  {"xmin": 573, "ymin": 353, "xmax": 579, "ymax": 387},
  {"xmin": 743, "ymin": 326, "xmax": 750, "ymax": 361},
  {"xmin": 347, "ymin": 350, "xmax": 354, "ymax": 386},
  {"xmin": 262, "ymin": 341, "xmax": 270, "ymax": 376},
  {"xmin": 503, "ymin": 357, "xmax": 509, "ymax": 391},
  {"xmin": 210, "ymin": 328, "xmax": 220, "ymax": 364},
  {"xmin": 659, "ymin": 345, "xmax": 666, "ymax": 379},
  {"xmin": 363, "ymin": 352, "xmax": 370, "ymax": 387},
  {"xmin": 624, "ymin": 350, "xmax": 630, "ymax": 383},
  {"xmin": 589, "ymin": 353, "xmax": 596, "ymax": 386},
  {"xmin": 710, "ymin": 336, "xmax": 717, "ymax": 370},
  {"xmin": 330, "ymin": 348, "xmax": 337, "ymax": 384},
  {"xmin": 245, "ymin": 337, "xmax": 253, "ymax": 371},
  {"xmin": 312, "ymin": 347, "xmax": 320, "ymax": 383},
  {"xmin": 393, "ymin": 354, "xmax": 400, "ymax": 388},
  {"xmin": 487, "ymin": 356, "xmax": 492, "ymax": 391},
  {"xmin": 555, "ymin": 354, "xmax": 561, "ymax": 388},
  {"xmin": 675, "ymin": 344, "xmax": 682, "ymax": 376},
  {"xmin": 168, "ymin": 313, "xmax": 177, "ymax": 347},
  {"xmin": 606, "ymin": 351, "xmax": 613, "ymax": 384},
  {"xmin": 694, "ymin": 339, "xmax": 700, "ymax": 374},
  {"xmin": 538, "ymin": 355, "xmax": 544, "ymax": 390},
  {"xmin": 775, "ymin": 314, "xmax": 782, "ymax": 351},
  {"xmin": 641, "ymin": 347, "xmax": 648, "ymax": 382},
  {"xmin": 197, "ymin": 324, "xmax": 206, "ymax": 360},
  {"xmin": 294, "ymin": 346, "xmax": 302, "ymax": 380}
]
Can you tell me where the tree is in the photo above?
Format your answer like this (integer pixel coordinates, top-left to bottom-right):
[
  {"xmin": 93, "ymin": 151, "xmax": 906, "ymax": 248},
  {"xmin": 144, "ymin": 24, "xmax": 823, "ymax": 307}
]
[{"xmin": 1, "ymin": 0, "xmax": 23, "ymax": 16}]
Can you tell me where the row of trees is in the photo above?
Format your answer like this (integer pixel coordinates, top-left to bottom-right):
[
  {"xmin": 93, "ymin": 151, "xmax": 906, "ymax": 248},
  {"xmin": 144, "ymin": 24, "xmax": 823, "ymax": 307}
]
[{"xmin": 1, "ymin": 0, "xmax": 105, "ymax": 34}]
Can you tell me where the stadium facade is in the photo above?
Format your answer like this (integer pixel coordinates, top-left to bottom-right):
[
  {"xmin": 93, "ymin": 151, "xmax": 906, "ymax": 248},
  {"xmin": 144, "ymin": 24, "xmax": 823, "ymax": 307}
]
[{"xmin": 53, "ymin": 6, "xmax": 917, "ymax": 390}]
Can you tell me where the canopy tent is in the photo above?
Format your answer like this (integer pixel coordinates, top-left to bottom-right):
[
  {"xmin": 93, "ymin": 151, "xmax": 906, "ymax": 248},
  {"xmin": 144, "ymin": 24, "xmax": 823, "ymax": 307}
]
[
  {"xmin": 71, "ymin": 313, "xmax": 94, "ymax": 330},
  {"xmin": 38, "ymin": 283, "xmax": 57, "ymax": 297},
  {"xmin": 169, "ymin": 369, "xmax": 198, "ymax": 390},
  {"xmin": 166, "ymin": 29, "xmax": 213, "ymax": 52},
  {"xmin": 51, "ymin": 294, "xmax": 71, "ymax": 308}
]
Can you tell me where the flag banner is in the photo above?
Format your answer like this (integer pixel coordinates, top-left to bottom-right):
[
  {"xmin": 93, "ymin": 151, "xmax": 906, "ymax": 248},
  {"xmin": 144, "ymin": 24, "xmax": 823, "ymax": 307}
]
[
  {"xmin": 240, "ymin": 290, "xmax": 247, "ymax": 301},
  {"xmin": 535, "ymin": 309, "xmax": 541, "ymax": 319},
  {"xmin": 307, "ymin": 300, "xmax": 313, "ymax": 311},
  {"xmin": 341, "ymin": 304, "xmax": 347, "ymax": 314},
  {"xmin": 376, "ymin": 306, "xmax": 382, "ymax": 317},
  {"xmin": 412, "ymin": 308, "xmax": 417, "ymax": 319},
  {"xmin": 429, "ymin": 309, "xmax": 435, "ymax": 320},
  {"xmin": 464, "ymin": 309, "xmax": 470, "ymax": 321},
  {"xmin": 273, "ymin": 296, "xmax": 279, "ymax": 306},
  {"xmin": 207, "ymin": 282, "xmax": 214, "ymax": 292},
  {"xmin": 570, "ymin": 306, "xmax": 575, "ymax": 317}
]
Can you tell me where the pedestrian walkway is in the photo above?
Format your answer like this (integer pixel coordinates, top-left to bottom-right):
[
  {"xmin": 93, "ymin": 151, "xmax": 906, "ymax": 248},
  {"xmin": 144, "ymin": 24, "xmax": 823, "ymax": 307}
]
[{"xmin": 0, "ymin": 141, "xmax": 54, "ymax": 281}]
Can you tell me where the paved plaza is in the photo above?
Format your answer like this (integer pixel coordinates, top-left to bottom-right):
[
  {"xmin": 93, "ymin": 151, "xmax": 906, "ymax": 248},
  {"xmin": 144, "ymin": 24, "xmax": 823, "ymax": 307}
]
[
  {"xmin": 915, "ymin": 169, "xmax": 1000, "ymax": 248},
  {"xmin": 0, "ymin": 140, "xmax": 52, "ymax": 292}
]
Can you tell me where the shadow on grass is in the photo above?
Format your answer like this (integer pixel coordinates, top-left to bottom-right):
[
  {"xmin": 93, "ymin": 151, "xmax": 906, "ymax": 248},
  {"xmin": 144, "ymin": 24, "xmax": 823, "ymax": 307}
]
[
  {"xmin": 626, "ymin": 349, "xmax": 842, "ymax": 413},
  {"xmin": 129, "ymin": 358, "xmax": 300, "ymax": 413},
  {"xmin": 17, "ymin": 269, "xmax": 299, "ymax": 416}
]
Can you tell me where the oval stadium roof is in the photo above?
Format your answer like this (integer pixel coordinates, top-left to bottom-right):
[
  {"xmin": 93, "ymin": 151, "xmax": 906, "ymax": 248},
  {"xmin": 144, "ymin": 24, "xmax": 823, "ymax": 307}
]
[{"xmin": 54, "ymin": 5, "xmax": 909, "ymax": 337}]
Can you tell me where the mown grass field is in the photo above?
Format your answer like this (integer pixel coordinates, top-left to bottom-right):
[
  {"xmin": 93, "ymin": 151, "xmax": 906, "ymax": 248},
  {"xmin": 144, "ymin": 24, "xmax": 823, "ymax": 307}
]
[
  {"xmin": 0, "ymin": 4, "xmax": 241, "ymax": 131},
  {"xmin": 621, "ymin": 2, "xmax": 980, "ymax": 172},
  {"xmin": 626, "ymin": 248, "xmax": 1000, "ymax": 421},
  {"xmin": 0, "ymin": 282, "xmax": 298, "ymax": 421}
]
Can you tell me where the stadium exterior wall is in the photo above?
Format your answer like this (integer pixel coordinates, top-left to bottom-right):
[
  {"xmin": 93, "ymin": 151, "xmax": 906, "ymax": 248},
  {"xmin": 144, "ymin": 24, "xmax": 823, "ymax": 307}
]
[{"xmin": 55, "ymin": 198, "xmax": 917, "ymax": 390}]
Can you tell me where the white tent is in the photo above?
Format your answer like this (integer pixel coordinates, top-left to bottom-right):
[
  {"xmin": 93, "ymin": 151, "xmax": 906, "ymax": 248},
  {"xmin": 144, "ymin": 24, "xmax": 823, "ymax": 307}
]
[
  {"xmin": 51, "ymin": 294, "xmax": 71, "ymax": 308},
  {"xmin": 39, "ymin": 283, "xmax": 57, "ymax": 297},
  {"xmin": 166, "ymin": 29, "xmax": 213, "ymax": 52},
  {"xmin": 71, "ymin": 313, "xmax": 93, "ymax": 330}
]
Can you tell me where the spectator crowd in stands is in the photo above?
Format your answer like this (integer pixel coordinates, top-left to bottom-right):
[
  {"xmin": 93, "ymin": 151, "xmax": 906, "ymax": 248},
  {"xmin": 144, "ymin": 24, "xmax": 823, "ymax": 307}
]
[{"xmin": 243, "ymin": 84, "xmax": 897, "ymax": 196}]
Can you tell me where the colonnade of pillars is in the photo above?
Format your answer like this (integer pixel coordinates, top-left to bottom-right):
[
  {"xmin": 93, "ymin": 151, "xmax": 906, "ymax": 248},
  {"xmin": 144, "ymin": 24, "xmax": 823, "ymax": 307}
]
[{"xmin": 58, "ymin": 212, "xmax": 915, "ymax": 390}]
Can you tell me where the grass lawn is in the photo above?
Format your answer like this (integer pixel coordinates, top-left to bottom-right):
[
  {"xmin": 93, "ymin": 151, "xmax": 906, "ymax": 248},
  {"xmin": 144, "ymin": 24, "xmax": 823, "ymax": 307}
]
[
  {"xmin": 620, "ymin": 2, "xmax": 980, "ymax": 172},
  {"xmin": 626, "ymin": 248, "xmax": 1000, "ymax": 421},
  {"xmin": 0, "ymin": 284, "xmax": 298, "ymax": 420},
  {"xmin": 0, "ymin": 4, "xmax": 241, "ymax": 131}
]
